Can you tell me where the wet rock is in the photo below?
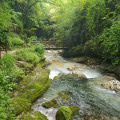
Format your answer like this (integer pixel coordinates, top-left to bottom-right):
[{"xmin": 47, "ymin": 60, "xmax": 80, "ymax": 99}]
[
  {"xmin": 78, "ymin": 73, "xmax": 87, "ymax": 80},
  {"xmin": 42, "ymin": 99, "xmax": 59, "ymax": 108},
  {"xmin": 56, "ymin": 106, "xmax": 72, "ymax": 120},
  {"xmin": 70, "ymin": 57, "xmax": 100, "ymax": 66},
  {"xmin": 17, "ymin": 111, "xmax": 47, "ymax": 120},
  {"xmin": 102, "ymin": 80, "xmax": 120, "ymax": 91},
  {"xmin": 65, "ymin": 72, "xmax": 87, "ymax": 80},
  {"xmin": 67, "ymin": 73, "xmax": 79, "ymax": 77},
  {"xmin": 69, "ymin": 106, "xmax": 80, "ymax": 116}
]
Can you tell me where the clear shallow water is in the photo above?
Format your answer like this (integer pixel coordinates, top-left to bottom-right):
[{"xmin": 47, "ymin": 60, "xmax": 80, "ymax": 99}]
[{"xmin": 32, "ymin": 50, "xmax": 120, "ymax": 120}]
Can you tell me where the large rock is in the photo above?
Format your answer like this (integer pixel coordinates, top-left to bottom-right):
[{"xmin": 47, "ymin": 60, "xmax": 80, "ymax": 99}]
[
  {"xmin": 12, "ymin": 65, "xmax": 50, "ymax": 115},
  {"xmin": 70, "ymin": 57, "xmax": 100, "ymax": 65},
  {"xmin": 56, "ymin": 106, "xmax": 72, "ymax": 120},
  {"xmin": 102, "ymin": 80, "xmax": 120, "ymax": 91}
]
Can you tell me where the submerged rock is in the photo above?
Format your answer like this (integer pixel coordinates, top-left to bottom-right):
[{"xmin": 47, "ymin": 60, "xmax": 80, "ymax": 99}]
[
  {"xmin": 42, "ymin": 99, "xmax": 59, "ymax": 108},
  {"xmin": 53, "ymin": 76, "xmax": 60, "ymax": 80},
  {"xmin": 57, "ymin": 91, "xmax": 72, "ymax": 103},
  {"xmin": 12, "ymin": 65, "xmax": 50, "ymax": 115},
  {"xmin": 66, "ymin": 72, "xmax": 87, "ymax": 80},
  {"xmin": 78, "ymin": 73, "xmax": 87, "ymax": 80},
  {"xmin": 56, "ymin": 106, "xmax": 72, "ymax": 120},
  {"xmin": 69, "ymin": 106, "xmax": 80, "ymax": 116}
]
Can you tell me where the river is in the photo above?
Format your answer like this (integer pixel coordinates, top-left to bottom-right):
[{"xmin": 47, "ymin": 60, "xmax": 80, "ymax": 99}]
[{"xmin": 32, "ymin": 50, "xmax": 120, "ymax": 120}]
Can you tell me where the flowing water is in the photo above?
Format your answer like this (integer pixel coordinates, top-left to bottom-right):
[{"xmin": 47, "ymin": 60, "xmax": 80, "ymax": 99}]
[{"xmin": 32, "ymin": 50, "xmax": 120, "ymax": 120}]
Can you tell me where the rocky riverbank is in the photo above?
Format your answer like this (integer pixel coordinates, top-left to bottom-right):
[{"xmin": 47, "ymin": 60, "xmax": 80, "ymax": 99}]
[{"xmin": 70, "ymin": 56, "xmax": 120, "ymax": 92}]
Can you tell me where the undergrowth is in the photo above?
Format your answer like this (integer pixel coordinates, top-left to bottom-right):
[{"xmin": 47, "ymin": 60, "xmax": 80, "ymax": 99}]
[{"xmin": 16, "ymin": 43, "xmax": 44, "ymax": 65}]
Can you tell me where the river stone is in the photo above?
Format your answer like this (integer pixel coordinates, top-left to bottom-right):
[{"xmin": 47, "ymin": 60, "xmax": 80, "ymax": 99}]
[
  {"xmin": 42, "ymin": 99, "xmax": 59, "ymax": 108},
  {"xmin": 78, "ymin": 73, "xmax": 87, "ymax": 80},
  {"xmin": 56, "ymin": 106, "xmax": 72, "ymax": 120},
  {"xmin": 102, "ymin": 80, "xmax": 120, "ymax": 91}
]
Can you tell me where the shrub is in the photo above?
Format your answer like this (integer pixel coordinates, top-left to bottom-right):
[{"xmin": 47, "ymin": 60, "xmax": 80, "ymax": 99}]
[
  {"xmin": 0, "ymin": 54, "xmax": 24, "ymax": 120},
  {"xmin": 33, "ymin": 43, "xmax": 44, "ymax": 57},
  {"xmin": 16, "ymin": 44, "xmax": 44, "ymax": 65},
  {"xmin": 7, "ymin": 32, "xmax": 24, "ymax": 49},
  {"xmin": 16, "ymin": 49, "xmax": 40, "ymax": 65},
  {"xmin": 0, "ymin": 54, "xmax": 23, "ymax": 82},
  {"xmin": 96, "ymin": 21, "xmax": 120, "ymax": 65}
]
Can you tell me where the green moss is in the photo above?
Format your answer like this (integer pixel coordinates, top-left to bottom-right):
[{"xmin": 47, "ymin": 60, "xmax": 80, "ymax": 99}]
[
  {"xmin": 19, "ymin": 62, "xmax": 34, "ymax": 70},
  {"xmin": 12, "ymin": 97, "xmax": 31, "ymax": 115},
  {"xmin": 40, "ymin": 55, "xmax": 46, "ymax": 61},
  {"xmin": 69, "ymin": 106, "xmax": 79, "ymax": 116},
  {"xmin": 56, "ymin": 106, "xmax": 72, "ymax": 120},
  {"xmin": 39, "ymin": 61, "xmax": 50, "ymax": 68},
  {"xmin": 57, "ymin": 91, "xmax": 72, "ymax": 100},
  {"xmin": 18, "ymin": 111, "xmax": 47, "ymax": 120},
  {"xmin": 53, "ymin": 76, "xmax": 60, "ymax": 80},
  {"xmin": 42, "ymin": 99, "xmax": 59, "ymax": 108},
  {"xmin": 78, "ymin": 74, "xmax": 87, "ymax": 80},
  {"xmin": 67, "ymin": 73, "xmax": 79, "ymax": 77},
  {"xmin": 12, "ymin": 65, "xmax": 50, "ymax": 115},
  {"xmin": 17, "ymin": 61, "xmax": 34, "ymax": 75}
]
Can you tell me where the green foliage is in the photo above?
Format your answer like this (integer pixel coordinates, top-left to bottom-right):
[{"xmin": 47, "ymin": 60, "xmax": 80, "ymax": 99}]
[
  {"xmin": 16, "ymin": 44, "xmax": 44, "ymax": 65},
  {"xmin": 0, "ymin": 1, "xmax": 11, "ymax": 32},
  {"xmin": 12, "ymin": 66, "xmax": 50, "ymax": 115},
  {"xmin": 33, "ymin": 43, "xmax": 44, "ymax": 57},
  {"xmin": 0, "ymin": 89, "xmax": 15, "ymax": 120},
  {"xmin": 7, "ymin": 32, "xmax": 24, "ymax": 49},
  {"xmin": 49, "ymin": 0, "xmax": 120, "ymax": 65},
  {"xmin": 0, "ymin": 54, "xmax": 24, "ymax": 120},
  {"xmin": 97, "ymin": 21, "xmax": 120, "ymax": 65},
  {"xmin": 16, "ymin": 49, "xmax": 40, "ymax": 65}
]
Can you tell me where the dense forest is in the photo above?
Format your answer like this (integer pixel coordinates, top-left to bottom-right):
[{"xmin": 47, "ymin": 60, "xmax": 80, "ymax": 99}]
[
  {"xmin": 0, "ymin": 0, "xmax": 120, "ymax": 119},
  {"xmin": 0, "ymin": 0, "xmax": 120, "ymax": 64}
]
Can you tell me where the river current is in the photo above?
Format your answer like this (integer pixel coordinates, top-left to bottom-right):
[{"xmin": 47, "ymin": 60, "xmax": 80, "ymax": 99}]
[{"xmin": 32, "ymin": 50, "xmax": 120, "ymax": 120}]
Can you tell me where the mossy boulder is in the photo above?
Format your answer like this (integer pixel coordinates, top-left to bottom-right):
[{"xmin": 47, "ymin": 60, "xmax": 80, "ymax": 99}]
[
  {"xmin": 42, "ymin": 99, "xmax": 59, "ymax": 108},
  {"xmin": 56, "ymin": 106, "xmax": 72, "ymax": 120},
  {"xmin": 66, "ymin": 73, "xmax": 87, "ymax": 80},
  {"xmin": 12, "ymin": 65, "xmax": 50, "ymax": 115},
  {"xmin": 18, "ymin": 111, "xmax": 47, "ymax": 120},
  {"xmin": 69, "ymin": 106, "xmax": 79, "ymax": 116}
]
